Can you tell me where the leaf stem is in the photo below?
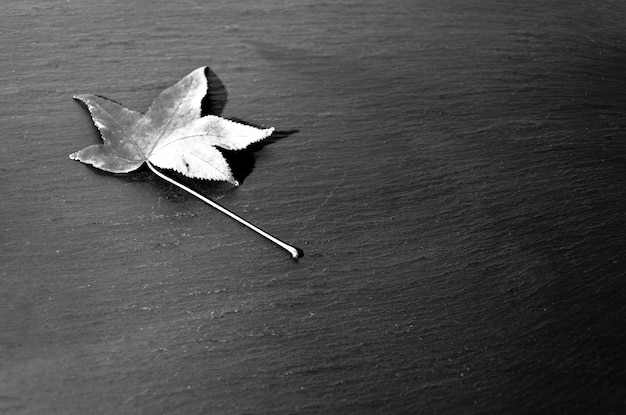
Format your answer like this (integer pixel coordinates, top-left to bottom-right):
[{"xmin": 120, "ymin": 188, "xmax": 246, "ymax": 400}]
[{"xmin": 146, "ymin": 161, "xmax": 303, "ymax": 259}]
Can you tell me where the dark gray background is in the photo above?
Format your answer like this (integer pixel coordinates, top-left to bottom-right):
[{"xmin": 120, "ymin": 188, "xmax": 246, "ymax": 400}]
[{"xmin": 1, "ymin": 0, "xmax": 625, "ymax": 413}]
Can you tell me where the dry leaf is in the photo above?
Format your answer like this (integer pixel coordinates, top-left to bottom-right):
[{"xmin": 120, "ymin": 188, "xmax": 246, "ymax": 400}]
[
  {"xmin": 70, "ymin": 67, "xmax": 274, "ymax": 185},
  {"xmin": 70, "ymin": 67, "xmax": 301, "ymax": 259}
]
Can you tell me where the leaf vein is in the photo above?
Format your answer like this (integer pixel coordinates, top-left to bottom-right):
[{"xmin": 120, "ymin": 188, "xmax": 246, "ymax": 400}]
[
  {"xmin": 84, "ymin": 97, "xmax": 146, "ymax": 160},
  {"xmin": 151, "ymin": 133, "xmax": 220, "ymax": 154}
]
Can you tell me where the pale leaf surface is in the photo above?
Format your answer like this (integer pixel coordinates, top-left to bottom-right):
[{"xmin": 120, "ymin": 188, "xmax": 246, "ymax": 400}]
[{"xmin": 148, "ymin": 138, "xmax": 235, "ymax": 183}]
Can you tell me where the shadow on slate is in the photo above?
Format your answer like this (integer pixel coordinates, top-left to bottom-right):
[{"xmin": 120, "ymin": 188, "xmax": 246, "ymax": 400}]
[
  {"xmin": 220, "ymin": 123, "xmax": 298, "ymax": 185},
  {"xmin": 200, "ymin": 66, "xmax": 298, "ymax": 186}
]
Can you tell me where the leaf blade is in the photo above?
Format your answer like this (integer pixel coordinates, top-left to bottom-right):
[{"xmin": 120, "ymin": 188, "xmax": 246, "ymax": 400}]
[
  {"xmin": 165, "ymin": 116, "xmax": 275, "ymax": 151},
  {"xmin": 144, "ymin": 67, "xmax": 208, "ymax": 137},
  {"xmin": 69, "ymin": 144, "xmax": 144, "ymax": 173},
  {"xmin": 148, "ymin": 137, "xmax": 237, "ymax": 184},
  {"xmin": 71, "ymin": 94, "xmax": 147, "ymax": 172},
  {"xmin": 71, "ymin": 67, "xmax": 274, "ymax": 183}
]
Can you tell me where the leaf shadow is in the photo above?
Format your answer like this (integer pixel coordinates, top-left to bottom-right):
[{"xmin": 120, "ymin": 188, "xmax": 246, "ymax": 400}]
[
  {"xmin": 199, "ymin": 66, "xmax": 298, "ymax": 186},
  {"xmin": 147, "ymin": 126, "xmax": 298, "ymax": 200},
  {"xmin": 86, "ymin": 125, "xmax": 298, "ymax": 201},
  {"xmin": 220, "ymin": 124, "xmax": 298, "ymax": 185},
  {"xmin": 200, "ymin": 66, "xmax": 228, "ymax": 118}
]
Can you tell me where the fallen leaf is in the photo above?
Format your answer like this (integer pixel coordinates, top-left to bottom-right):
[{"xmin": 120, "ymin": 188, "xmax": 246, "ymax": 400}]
[
  {"xmin": 70, "ymin": 67, "xmax": 302, "ymax": 259},
  {"xmin": 70, "ymin": 66, "xmax": 274, "ymax": 185}
]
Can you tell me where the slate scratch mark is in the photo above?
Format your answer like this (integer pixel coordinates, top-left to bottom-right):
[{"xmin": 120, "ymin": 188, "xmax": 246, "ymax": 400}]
[
  {"xmin": 318, "ymin": 172, "xmax": 346, "ymax": 212},
  {"xmin": 301, "ymin": 172, "xmax": 347, "ymax": 233}
]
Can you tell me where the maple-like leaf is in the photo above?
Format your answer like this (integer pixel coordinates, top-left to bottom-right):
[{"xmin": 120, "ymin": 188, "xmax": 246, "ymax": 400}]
[
  {"xmin": 70, "ymin": 67, "xmax": 302, "ymax": 259},
  {"xmin": 70, "ymin": 66, "xmax": 274, "ymax": 185}
]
